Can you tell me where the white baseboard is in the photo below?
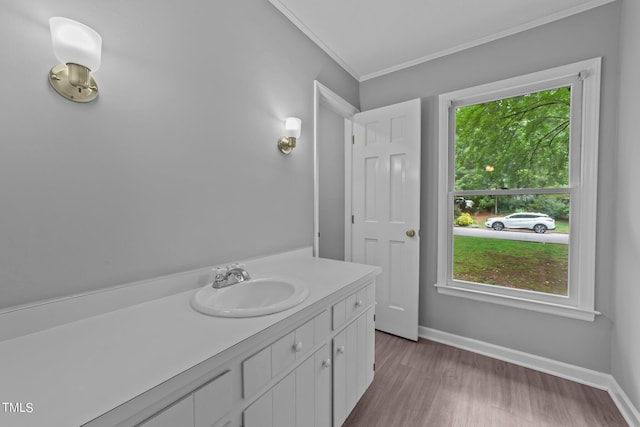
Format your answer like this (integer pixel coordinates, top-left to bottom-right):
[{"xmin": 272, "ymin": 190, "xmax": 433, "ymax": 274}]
[
  {"xmin": 608, "ymin": 376, "xmax": 640, "ymax": 427},
  {"xmin": 418, "ymin": 326, "xmax": 640, "ymax": 427}
]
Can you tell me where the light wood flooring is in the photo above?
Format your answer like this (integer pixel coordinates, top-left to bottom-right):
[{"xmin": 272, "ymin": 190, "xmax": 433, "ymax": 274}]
[{"xmin": 343, "ymin": 331, "xmax": 627, "ymax": 427}]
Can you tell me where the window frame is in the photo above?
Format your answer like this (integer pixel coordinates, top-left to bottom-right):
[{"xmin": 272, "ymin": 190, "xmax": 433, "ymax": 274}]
[{"xmin": 436, "ymin": 58, "xmax": 602, "ymax": 322}]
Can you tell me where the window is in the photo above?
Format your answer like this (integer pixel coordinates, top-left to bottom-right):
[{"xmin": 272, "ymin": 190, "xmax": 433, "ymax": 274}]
[{"xmin": 436, "ymin": 58, "xmax": 601, "ymax": 321}]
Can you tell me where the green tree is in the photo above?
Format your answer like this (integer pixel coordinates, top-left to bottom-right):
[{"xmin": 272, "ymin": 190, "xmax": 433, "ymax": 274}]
[{"xmin": 455, "ymin": 87, "xmax": 570, "ymax": 191}]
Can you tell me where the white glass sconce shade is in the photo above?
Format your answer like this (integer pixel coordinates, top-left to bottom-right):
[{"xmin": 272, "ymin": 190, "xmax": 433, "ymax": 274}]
[
  {"xmin": 48, "ymin": 17, "xmax": 102, "ymax": 103},
  {"xmin": 278, "ymin": 117, "xmax": 302, "ymax": 155},
  {"xmin": 50, "ymin": 17, "xmax": 101, "ymax": 71},
  {"xmin": 283, "ymin": 117, "xmax": 302, "ymax": 138}
]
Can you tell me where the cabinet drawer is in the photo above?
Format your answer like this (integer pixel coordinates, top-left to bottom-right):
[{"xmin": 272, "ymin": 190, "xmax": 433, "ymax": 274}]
[
  {"xmin": 366, "ymin": 282, "xmax": 375, "ymax": 307},
  {"xmin": 294, "ymin": 318, "xmax": 314, "ymax": 360},
  {"xmin": 242, "ymin": 346, "xmax": 271, "ymax": 398},
  {"xmin": 333, "ymin": 283, "xmax": 373, "ymax": 331},
  {"xmin": 194, "ymin": 370, "xmax": 234, "ymax": 427},
  {"xmin": 271, "ymin": 331, "xmax": 296, "ymax": 378},
  {"xmin": 271, "ymin": 314, "xmax": 316, "ymax": 377},
  {"xmin": 332, "ymin": 299, "xmax": 346, "ymax": 330},
  {"xmin": 314, "ymin": 310, "xmax": 330, "ymax": 344},
  {"xmin": 345, "ymin": 292, "xmax": 359, "ymax": 323}
]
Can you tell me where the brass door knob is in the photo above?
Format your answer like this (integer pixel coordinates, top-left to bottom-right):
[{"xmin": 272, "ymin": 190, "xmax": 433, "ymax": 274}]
[{"xmin": 406, "ymin": 229, "xmax": 416, "ymax": 237}]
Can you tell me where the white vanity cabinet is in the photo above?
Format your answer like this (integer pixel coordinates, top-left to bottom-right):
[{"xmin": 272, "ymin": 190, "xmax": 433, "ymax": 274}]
[{"xmin": 89, "ymin": 277, "xmax": 377, "ymax": 427}]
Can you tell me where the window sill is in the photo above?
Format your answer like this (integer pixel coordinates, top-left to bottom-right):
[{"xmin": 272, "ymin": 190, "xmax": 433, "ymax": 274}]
[{"xmin": 434, "ymin": 283, "xmax": 600, "ymax": 322}]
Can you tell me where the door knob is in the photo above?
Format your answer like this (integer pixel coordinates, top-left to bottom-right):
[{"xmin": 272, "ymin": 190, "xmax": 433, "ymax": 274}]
[{"xmin": 406, "ymin": 229, "xmax": 416, "ymax": 237}]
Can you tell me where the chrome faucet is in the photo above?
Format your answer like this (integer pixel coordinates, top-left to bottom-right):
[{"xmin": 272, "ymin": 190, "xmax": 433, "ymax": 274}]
[{"xmin": 212, "ymin": 264, "xmax": 251, "ymax": 289}]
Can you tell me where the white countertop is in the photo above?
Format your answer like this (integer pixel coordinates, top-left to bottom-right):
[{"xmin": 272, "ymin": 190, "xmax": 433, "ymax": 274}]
[{"xmin": 0, "ymin": 250, "xmax": 380, "ymax": 427}]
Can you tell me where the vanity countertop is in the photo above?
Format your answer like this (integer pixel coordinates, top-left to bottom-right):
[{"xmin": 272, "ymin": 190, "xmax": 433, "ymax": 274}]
[{"xmin": 0, "ymin": 250, "xmax": 380, "ymax": 427}]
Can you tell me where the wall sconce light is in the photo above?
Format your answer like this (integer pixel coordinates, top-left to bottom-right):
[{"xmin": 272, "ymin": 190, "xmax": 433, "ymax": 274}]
[
  {"xmin": 48, "ymin": 17, "xmax": 102, "ymax": 103},
  {"xmin": 278, "ymin": 117, "xmax": 302, "ymax": 154}
]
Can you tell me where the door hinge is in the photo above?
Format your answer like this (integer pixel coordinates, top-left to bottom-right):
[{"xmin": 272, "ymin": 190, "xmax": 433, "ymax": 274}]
[
  {"xmin": 352, "ymin": 135, "xmax": 355, "ymax": 145},
  {"xmin": 351, "ymin": 214, "xmax": 355, "ymax": 224},
  {"xmin": 373, "ymin": 314, "xmax": 376, "ymax": 322},
  {"xmin": 373, "ymin": 363, "xmax": 376, "ymax": 371}
]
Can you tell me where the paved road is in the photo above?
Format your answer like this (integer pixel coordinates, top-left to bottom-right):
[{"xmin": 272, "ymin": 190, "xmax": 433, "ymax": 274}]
[{"xmin": 453, "ymin": 226, "xmax": 569, "ymax": 244}]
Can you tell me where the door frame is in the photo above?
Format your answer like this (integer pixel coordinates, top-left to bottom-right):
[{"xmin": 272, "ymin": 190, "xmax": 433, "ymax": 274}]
[{"xmin": 313, "ymin": 81, "xmax": 359, "ymax": 258}]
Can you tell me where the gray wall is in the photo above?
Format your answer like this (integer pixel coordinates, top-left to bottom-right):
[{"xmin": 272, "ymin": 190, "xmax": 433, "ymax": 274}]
[
  {"xmin": 0, "ymin": 0, "xmax": 358, "ymax": 309},
  {"xmin": 360, "ymin": 3, "xmax": 620, "ymax": 372},
  {"xmin": 318, "ymin": 104, "xmax": 346, "ymax": 261},
  {"xmin": 612, "ymin": 0, "xmax": 640, "ymax": 410}
]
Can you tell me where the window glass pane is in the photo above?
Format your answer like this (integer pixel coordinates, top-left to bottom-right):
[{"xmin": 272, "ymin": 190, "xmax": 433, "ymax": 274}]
[
  {"xmin": 454, "ymin": 87, "xmax": 570, "ymax": 191},
  {"xmin": 452, "ymin": 194, "xmax": 569, "ymax": 295}
]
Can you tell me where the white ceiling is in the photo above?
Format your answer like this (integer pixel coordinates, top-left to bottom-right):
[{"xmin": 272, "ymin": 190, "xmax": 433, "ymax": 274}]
[{"xmin": 269, "ymin": 0, "xmax": 615, "ymax": 81}]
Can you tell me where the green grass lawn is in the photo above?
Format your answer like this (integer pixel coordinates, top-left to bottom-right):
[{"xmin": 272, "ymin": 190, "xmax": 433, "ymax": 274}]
[
  {"xmin": 554, "ymin": 220, "xmax": 569, "ymax": 233},
  {"xmin": 453, "ymin": 236, "xmax": 568, "ymax": 295}
]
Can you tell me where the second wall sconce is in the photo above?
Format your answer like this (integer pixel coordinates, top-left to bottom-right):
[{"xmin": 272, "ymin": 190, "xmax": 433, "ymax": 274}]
[
  {"xmin": 48, "ymin": 17, "xmax": 102, "ymax": 103},
  {"xmin": 278, "ymin": 117, "xmax": 302, "ymax": 154}
]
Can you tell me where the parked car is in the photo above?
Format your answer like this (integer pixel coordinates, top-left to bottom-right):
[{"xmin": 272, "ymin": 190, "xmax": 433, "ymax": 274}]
[{"xmin": 485, "ymin": 212, "xmax": 555, "ymax": 233}]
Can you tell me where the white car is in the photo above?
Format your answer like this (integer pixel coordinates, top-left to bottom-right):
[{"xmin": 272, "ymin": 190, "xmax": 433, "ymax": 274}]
[{"xmin": 485, "ymin": 212, "xmax": 556, "ymax": 234}]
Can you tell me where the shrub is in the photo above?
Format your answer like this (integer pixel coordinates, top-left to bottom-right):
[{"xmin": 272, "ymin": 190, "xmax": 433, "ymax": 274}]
[{"xmin": 455, "ymin": 212, "xmax": 474, "ymax": 226}]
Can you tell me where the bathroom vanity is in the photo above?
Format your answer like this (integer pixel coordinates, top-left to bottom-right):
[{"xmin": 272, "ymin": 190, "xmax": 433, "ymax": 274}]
[{"xmin": 0, "ymin": 249, "xmax": 380, "ymax": 427}]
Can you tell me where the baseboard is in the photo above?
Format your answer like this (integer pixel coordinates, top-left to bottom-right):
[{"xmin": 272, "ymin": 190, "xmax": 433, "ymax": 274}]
[
  {"xmin": 419, "ymin": 326, "xmax": 640, "ymax": 427},
  {"xmin": 607, "ymin": 376, "xmax": 640, "ymax": 427}
]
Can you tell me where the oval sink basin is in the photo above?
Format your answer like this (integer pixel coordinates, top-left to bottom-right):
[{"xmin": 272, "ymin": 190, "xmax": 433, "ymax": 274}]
[{"xmin": 191, "ymin": 277, "xmax": 309, "ymax": 317}]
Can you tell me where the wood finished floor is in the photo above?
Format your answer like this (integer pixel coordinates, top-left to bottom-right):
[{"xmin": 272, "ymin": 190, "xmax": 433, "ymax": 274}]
[{"xmin": 343, "ymin": 331, "xmax": 627, "ymax": 427}]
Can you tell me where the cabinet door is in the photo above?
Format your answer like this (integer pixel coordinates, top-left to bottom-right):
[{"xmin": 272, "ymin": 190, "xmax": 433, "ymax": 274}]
[
  {"xmin": 194, "ymin": 370, "xmax": 233, "ymax": 427},
  {"xmin": 345, "ymin": 320, "xmax": 358, "ymax": 414},
  {"xmin": 333, "ymin": 307, "xmax": 376, "ymax": 426},
  {"xmin": 294, "ymin": 347, "xmax": 331, "ymax": 427},
  {"xmin": 333, "ymin": 329, "xmax": 347, "ymax": 426},
  {"xmin": 314, "ymin": 345, "xmax": 332, "ymax": 427},
  {"xmin": 273, "ymin": 373, "xmax": 296, "ymax": 427},
  {"xmin": 366, "ymin": 306, "xmax": 375, "ymax": 388},
  {"xmin": 140, "ymin": 395, "xmax": 194, "ymax": 427},
  {"xmin": 355, "ymin": 307, "xmax": 375, "ymax": 397},
  {"xmin": 245, "ymin": 346, "xmax": 332, "ymax": 427},
  {"xmin": 243, "ymin": 390, "xmax": 272, "ymax": 427},
  {"xmin": 295, "ymin": 354, "xmax": 315, "ymax": 427}
]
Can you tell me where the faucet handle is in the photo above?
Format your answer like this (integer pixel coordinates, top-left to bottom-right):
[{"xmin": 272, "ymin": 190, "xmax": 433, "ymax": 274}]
[{"xmin": 212, "ymin": 267, "xmax": 228, "ymax": 285}]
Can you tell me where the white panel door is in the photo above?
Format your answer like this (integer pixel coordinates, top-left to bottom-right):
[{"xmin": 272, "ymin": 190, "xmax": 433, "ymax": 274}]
[{"xmin": 352, "ymin": 98, "xmax": 421, "ymax": 341}]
